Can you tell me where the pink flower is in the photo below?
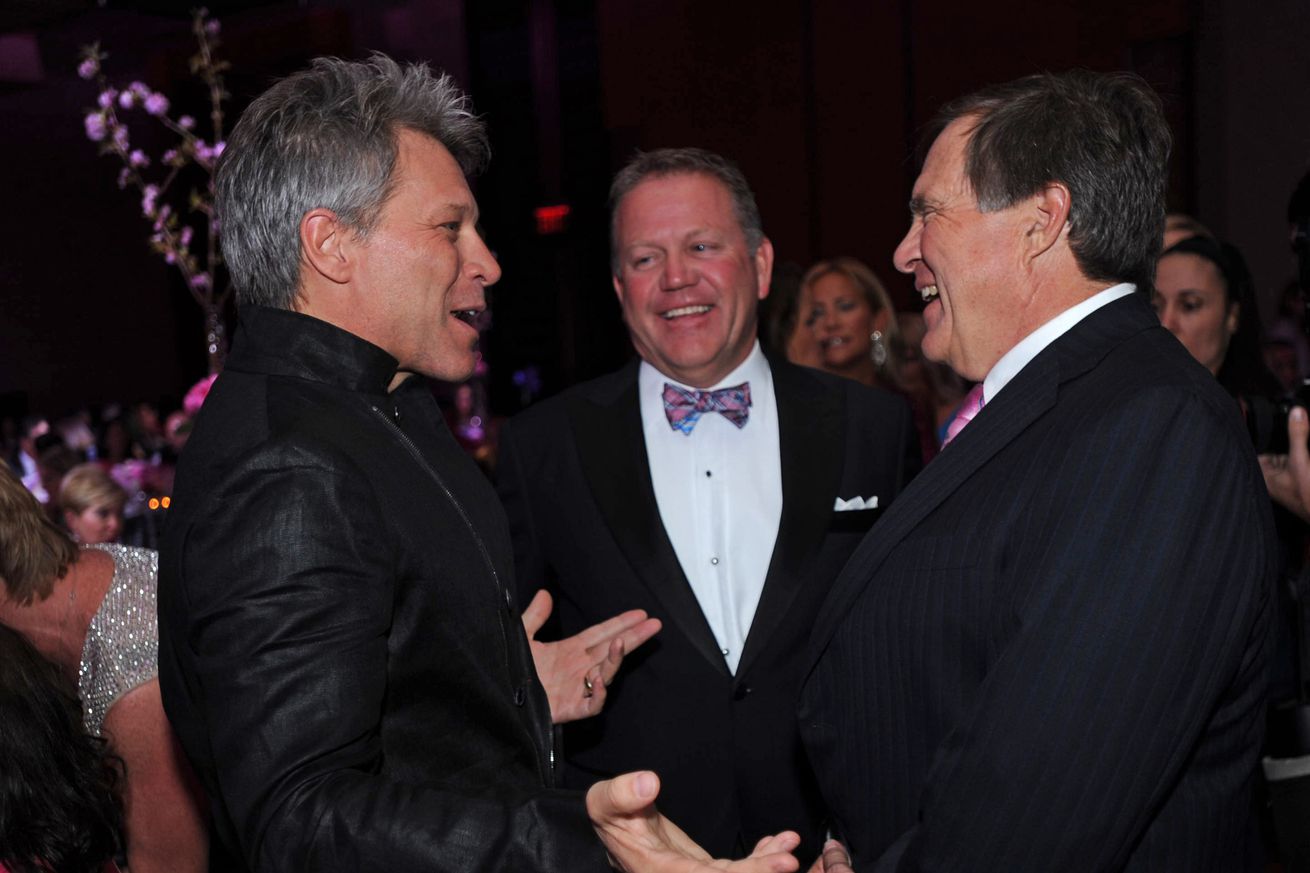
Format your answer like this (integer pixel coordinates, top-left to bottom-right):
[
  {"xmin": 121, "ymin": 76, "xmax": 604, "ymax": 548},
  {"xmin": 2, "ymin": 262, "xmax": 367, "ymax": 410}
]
[
  {"xmin": 178, "ymin": 115, "xmax": 195, "ymax": 130},
  {"xmin": 118, "ymin": 90, "xmax": 136, "ymax": 109},
  {"xmin": 183, "ymin": 373, "xmax": 218, "ymax": 415},
  {"xmin": 78, "ymin": 57, "xmax": 99, "ymax": 80},
  {"xmin": 212, "ymin": 141, "xmax": 226, "ymax": 159},
  {"xmin": 153, "ymin": 204, "xmax": 173, "ymax": 231},
  {"xmin": 190, "ymin": 272, "xmax": 211, "ymax": 289},
  {"xmin": 144, "ymin": 93, "xmax": 169, "ymax": 116},
  {"xmin": 164, "ymin": 250, "xmax": 177, "ymax": 264},
  {"xmin": 141, "ymin": 184, "xmax": 160, "ymax": 217},
  {"xmin": 204, "ymin": 19, "xmax": 221, "ymax": 36},
  {"xmin": 110, "ymin": 460, "xmax": 147, "ymax": 493},
  {"xmin": 129, "ymin": 149, "xmax": 149, "ymax": 168},
  {"xmin": 111, "ymin": 124, "xmax": 129, "ymax": 150},
  {"xmin": 97, "ymin": 88, "xmax": 116, "ymax": 109},
  {"xmin": 129, "ymin": 81, "xmax": 150, "ymax": 98},
  {"xmin": 179, "ymin": 226, "xmax": 194, "ymax": 246},
  {"xmin": 83, "ymin": 112, "xmax": 107, "ymax": 141},
  {"xmin": 162, "ymin": 148, "xmax": 179, "ymax": 163},
  {"xmin": 117, "ymin": 167, "xmax": 130, "ymax": 189}
]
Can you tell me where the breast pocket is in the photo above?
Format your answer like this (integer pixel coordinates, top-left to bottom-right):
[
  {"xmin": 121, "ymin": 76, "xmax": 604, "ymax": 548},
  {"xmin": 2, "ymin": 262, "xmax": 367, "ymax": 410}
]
[{"xmin": 827, "ymin": 507, "xmax": 883, "ymax": 534}]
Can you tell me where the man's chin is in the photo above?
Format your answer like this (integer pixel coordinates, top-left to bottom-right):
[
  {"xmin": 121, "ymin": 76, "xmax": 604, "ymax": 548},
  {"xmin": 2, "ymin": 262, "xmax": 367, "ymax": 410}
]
[{"xmin": 396, "ymin": 354, "xmax": 479, "ymax": 388}]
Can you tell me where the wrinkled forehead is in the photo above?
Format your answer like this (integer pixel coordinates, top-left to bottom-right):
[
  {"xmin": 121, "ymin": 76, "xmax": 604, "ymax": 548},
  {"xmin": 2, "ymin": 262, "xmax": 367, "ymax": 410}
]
[{"xmin": 915, "ymin": 117, "xmax": 978, "ymax": 199}]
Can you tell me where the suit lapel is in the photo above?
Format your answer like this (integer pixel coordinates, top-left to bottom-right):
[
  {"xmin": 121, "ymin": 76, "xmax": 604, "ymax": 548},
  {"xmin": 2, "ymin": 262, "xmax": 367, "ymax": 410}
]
[
  {"xmin": 569, "ymin": 366, "xmax": 731, "ymax": 677},
  {"xmin": 737, "ymin": 362, "xmax": 843, "ymax": 676},
  {"xmin": 803, "ymin": 292, "xmax": 1160, "ymax": 675},
  {"xmin": 803, "ymin": 346, "xmax": 1059, "ymax": 673}
]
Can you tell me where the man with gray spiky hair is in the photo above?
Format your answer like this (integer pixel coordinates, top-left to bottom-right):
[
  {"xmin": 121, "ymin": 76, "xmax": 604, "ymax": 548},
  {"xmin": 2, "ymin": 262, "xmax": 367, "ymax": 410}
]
[{"xmin": 158, "ymin": 55, "xmax": 800, "ymax": 873}]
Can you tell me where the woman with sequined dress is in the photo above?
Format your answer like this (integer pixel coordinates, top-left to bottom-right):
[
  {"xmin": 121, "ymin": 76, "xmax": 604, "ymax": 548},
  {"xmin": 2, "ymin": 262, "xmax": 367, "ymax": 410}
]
[{"xmin": 0, "ymin": 464, "xmax": 206, "ymax": 873}]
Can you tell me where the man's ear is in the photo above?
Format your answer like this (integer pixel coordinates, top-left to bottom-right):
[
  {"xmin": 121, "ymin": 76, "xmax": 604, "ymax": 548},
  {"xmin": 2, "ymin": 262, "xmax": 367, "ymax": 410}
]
[
  {"xmin": 300, "ymin": 208, "xmax": 352, "ymax": 285},
  {"xmin": 612, "ymin": 272, "xmax": 627, "ymax": 306},
  {"xmin": 755, "ymin": 236, "xmax": 775, "ymax": 301},
  {"xmin": 1027, "ymin": 182, "xmax": 1072, "ymax": 261}
]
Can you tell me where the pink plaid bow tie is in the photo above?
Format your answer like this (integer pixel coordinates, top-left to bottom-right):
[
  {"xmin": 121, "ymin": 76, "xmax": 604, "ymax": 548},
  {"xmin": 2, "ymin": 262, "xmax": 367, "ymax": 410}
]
[
  {"xmin": 662, "ymin": 382, "xmax": 752, "ymax": 434},
  {"xmin": 942, "ymin": 383, "xmax": 985, "ymax": 446}
]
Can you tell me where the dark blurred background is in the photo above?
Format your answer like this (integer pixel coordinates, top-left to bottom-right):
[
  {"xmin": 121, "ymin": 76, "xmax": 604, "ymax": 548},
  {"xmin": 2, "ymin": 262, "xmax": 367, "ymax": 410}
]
[{"xmin": 1, "ymin": 0, "xmax": 1307, "ymax": 419}]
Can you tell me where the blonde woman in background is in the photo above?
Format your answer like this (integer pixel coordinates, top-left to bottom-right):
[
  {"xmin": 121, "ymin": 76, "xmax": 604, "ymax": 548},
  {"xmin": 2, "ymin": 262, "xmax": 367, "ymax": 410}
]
[
  {"xmin": 59, "ymin": 463, "xmax": 127, "ymax": 545},
  {"xmin": 801, "ymin": 256, "xmax": 901, "ymax": 390}
]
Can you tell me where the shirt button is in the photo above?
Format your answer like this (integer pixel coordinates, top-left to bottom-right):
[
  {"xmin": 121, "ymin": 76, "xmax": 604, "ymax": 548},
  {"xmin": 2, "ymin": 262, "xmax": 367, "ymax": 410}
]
[
  {"xmin": 503, "ymin": 588, "xmax": 514, "ymax": 612},
  {"xmin": 710, "ymin": 556, "xmax": 719, "ymax": 565},
  {"xmin": 721, "ymin": 647, "xmax": 730, "ymax": 657}
]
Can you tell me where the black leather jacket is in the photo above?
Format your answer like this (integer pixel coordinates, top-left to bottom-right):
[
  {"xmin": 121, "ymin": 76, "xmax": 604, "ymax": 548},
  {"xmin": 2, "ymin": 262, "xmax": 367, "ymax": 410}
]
[{"xmin": 158, "ymin": 306, "xmax": 607, "ymax": 872}]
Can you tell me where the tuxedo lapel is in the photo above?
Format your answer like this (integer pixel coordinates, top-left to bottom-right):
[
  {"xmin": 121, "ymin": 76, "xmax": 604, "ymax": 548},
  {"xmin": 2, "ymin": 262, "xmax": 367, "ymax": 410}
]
[
  {"xmin": 568, "ymin": 368, "xmax": 731, "ymax": 677},
  {"xmin": 737, "ymin": 363, "xmax": 843, "ymax": 676}
]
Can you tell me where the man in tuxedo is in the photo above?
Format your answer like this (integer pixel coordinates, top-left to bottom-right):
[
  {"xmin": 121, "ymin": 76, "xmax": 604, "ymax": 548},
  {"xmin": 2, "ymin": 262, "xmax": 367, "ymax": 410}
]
[
  {"xmin": 497, "ymin": 147, "xmax": 919, "ymax": 861},
  {"xmin": 799, "ymin": 71, "xmax": 1278, "ymax": 871},
  {"xmin": 158, "ymin": 57, "xmax": 801, "ymax": 873}
]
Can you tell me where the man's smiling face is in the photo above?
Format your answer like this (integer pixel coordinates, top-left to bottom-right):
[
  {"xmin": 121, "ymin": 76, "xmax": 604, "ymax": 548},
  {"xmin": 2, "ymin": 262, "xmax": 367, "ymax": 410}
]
[
  {"xmin": 612, "ymin": 172, "xmax": 772, "ymax": 388},
  {"xmin": 893, "ymin": 116, "xmax": 1034, "ymax": 381}
]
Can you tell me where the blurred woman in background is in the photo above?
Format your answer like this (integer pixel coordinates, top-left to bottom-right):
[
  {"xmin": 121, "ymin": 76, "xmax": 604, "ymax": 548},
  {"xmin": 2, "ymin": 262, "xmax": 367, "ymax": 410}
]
[
  {"xmin": 59, "ymin": 464, "xmax": 127, "ymax": 545},
  {"xmin": 801, "ymin": 257, "xmax": 901, "ymax": 390},
  {"xmin": 1153, "ymin": 234, "xmax": 1282, "ymax": 399}
]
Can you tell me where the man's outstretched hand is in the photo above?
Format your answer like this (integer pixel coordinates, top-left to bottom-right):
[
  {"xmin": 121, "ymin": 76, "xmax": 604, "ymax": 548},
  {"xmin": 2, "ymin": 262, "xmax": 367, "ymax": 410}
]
[
  {"xmin": 587, "ymin": 770, "xmax": 801, "ymax": 873},
  {"xmin": 522, "ymin": 589, "xmax": 662, "ymax": 723}
]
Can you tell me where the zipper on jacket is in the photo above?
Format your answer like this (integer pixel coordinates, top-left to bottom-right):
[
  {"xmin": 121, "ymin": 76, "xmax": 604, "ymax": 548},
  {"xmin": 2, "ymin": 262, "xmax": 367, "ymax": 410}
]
[{"xmin": 369, "ymin": 404, "xmax": 555, "ymax": 783}]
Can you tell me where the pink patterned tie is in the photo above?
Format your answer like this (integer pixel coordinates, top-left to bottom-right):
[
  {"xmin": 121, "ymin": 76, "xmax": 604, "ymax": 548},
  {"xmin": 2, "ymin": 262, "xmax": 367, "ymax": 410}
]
[{"xmin": 942, "ymin": 384, "xmax": 985, "ymax": 446}]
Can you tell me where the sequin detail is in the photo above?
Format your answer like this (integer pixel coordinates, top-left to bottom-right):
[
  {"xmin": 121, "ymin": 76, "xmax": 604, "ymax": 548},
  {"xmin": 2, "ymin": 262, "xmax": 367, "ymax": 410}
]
[{"xmin": 78, "ymin": 544, "xmax": 159, "ymax": 737}]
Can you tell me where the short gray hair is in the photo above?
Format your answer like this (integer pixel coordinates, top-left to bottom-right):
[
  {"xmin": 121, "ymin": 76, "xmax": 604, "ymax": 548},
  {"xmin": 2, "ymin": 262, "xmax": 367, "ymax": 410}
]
[
  {"xmin": 608, "ymin": 147, "xmax": 763, "ymax": 274},
  {"xmin": 216, "ymin": 53, "xmax": 490, "ymax": 309},
  {"xmin": 929, "ymin": 70, "xmax": 1171, "ymax": 293}
]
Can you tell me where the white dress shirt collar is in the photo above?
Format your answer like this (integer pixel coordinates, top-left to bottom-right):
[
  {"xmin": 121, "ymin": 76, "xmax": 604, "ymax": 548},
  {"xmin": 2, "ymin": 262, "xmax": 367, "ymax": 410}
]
[
  {"xmin": 983, "ymin": 283, "xmax": 1136, "ymax": 403},
  {"xmin": 639, "ymin": 340, "xmax": 771, "ymax": 397}
]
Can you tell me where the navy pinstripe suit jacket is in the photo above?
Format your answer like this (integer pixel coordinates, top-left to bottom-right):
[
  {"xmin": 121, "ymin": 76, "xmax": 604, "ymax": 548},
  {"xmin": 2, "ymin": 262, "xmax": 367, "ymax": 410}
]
[{"xmin": 799, "ymin": 292, "xmax": 1277, "ymax": 872}]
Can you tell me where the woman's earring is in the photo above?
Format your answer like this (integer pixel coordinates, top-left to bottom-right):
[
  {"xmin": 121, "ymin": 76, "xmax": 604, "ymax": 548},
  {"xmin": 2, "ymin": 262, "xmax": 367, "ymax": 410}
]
[{"xmin": 871, "ymin": 330, "xmax": 888, "ymax": 368}]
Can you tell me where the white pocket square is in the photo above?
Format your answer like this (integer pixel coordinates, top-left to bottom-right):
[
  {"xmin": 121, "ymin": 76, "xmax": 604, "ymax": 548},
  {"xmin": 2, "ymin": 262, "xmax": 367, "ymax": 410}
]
[{"xmin": 833, "ymin": 495, "xmax": 878, "ymax": 511}]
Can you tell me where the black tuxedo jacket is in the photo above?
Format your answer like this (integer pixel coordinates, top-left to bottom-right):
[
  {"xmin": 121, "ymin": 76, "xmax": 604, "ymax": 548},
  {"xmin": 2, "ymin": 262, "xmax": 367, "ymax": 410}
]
[
  {"xmin": 158, "ymin": 307, "xmax": 607, "ymax": 872},
  {"xmin": 497, "ymin": 356, "xmax": 920, "ymax": 859},
  {"xmin": 799, "ymin": 293, "xmax": 1277, "ymax": 871}
]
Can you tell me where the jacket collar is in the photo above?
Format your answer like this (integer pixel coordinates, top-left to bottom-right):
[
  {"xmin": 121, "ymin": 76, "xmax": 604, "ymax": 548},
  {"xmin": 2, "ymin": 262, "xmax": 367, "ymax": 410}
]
[{"xmin": 226, "ymin": 305, "xmax": 400, "ymax": 396}]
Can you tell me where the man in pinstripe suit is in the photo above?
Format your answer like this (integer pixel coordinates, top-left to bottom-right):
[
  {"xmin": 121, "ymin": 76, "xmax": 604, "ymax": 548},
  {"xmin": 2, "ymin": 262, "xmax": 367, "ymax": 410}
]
[{"xmin": 800, "ymin": 71, "xmax": 1277, "ymax": 871}]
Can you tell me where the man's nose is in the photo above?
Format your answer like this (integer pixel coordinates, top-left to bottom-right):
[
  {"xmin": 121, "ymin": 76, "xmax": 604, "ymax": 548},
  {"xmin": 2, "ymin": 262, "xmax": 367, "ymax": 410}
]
[
  {"xmin": 893, "ymin": 222, "xmax": 921, "ymax": 275},
  {"xmin": 661, "ymin": 251, "xmax": 695, "ymax": 290},
  {"xmin": 468, "ymin": 232, "xmax": 502, "ymax": 286}
]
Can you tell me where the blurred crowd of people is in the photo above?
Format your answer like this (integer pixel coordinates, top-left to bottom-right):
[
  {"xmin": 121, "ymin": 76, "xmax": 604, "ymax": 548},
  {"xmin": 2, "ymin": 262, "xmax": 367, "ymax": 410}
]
[{"xmin": 1, "ymin": 376, "xmax": 214, "ymax": 551}]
